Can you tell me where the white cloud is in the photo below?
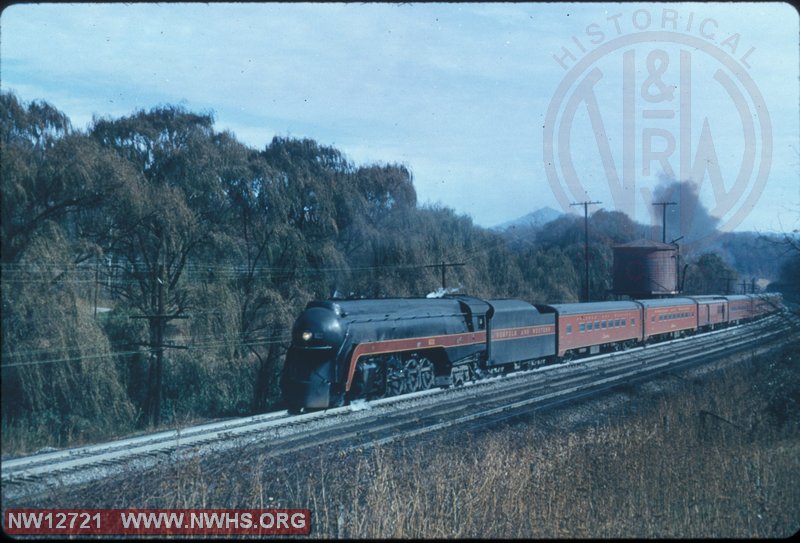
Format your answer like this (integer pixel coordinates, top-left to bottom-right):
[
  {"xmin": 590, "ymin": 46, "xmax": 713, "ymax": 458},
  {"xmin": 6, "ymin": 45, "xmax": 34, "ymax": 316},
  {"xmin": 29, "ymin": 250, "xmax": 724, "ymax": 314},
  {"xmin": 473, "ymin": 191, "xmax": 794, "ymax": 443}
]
[{"xmin": 1, "ymin": 2, "xmax": 796, "ymax": 231}]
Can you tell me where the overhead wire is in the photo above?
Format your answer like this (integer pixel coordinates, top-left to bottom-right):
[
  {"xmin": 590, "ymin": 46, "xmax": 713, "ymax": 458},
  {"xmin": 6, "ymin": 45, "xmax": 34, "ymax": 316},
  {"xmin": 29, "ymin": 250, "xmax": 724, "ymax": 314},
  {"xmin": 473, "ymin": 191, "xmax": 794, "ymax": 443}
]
[{"xmin": 0, "ymin": 217, "xmax": 608, "ymax": 371}]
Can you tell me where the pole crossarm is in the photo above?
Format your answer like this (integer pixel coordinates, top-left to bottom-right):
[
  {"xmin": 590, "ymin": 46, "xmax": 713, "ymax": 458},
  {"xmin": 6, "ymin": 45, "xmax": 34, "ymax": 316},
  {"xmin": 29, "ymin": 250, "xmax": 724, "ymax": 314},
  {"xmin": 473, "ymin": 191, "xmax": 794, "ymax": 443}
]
[{"xmin": 423, "ymin": 262, "xmax": 466, "ymax": 290}]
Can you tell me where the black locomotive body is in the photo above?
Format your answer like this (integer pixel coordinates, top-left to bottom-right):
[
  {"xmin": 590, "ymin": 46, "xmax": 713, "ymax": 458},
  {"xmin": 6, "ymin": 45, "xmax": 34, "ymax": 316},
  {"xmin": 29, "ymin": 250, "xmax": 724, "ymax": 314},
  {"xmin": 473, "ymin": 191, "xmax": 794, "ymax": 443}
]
[{"xmin": 281, "ymin": 296, "xmax": 555, "ymax": 411}]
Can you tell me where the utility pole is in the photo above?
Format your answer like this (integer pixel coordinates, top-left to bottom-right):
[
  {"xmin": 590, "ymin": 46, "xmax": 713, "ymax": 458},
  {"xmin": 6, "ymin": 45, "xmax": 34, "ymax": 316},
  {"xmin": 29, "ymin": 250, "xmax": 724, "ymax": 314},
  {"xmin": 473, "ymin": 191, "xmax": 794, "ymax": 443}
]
[
  {"xmin": 723, "ymin": 275, "xmax": 735, "ymax": 295},
  {"xmin": 671, "ymin": 236, "xmax": 684, "ymax": 293},
  {"xmin": 425, "ymin": 261, "xmax": 466, "ymax": 291},
  {"xmin": 131, "ymin": 264, "xmax": 189, "ymax": 427},
  {"xmin": 653, "ymin": 201, "xmax": 677, "ymax": 243},
  {"xmin": 93, "ymin": 257, "xmax": 100, "ymax": 318},
  {"xmin": 571, "ymin": 201, "xmax": 601, "ymax": 303}
]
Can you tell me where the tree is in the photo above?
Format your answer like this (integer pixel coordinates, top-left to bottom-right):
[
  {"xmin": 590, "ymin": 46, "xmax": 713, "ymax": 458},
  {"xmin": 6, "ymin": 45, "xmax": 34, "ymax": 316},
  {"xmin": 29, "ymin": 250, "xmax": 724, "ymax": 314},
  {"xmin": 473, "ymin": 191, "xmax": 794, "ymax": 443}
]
[
  {"xmin": 1, "ymin": 94, "xmax": 137, "ymax": 450},
  {"xmin": 766, "ymin": 232, "xmax": 800, "ymax": 305},
  {"xmin": 1, "ymin": 223, "xmax": 136, "ymax": 448},
  {"xmin": 211, "ymin": 133, "xmax": 300, "ymax": 410},
  {"xmin": 1, "ymin": 92, "xmax": 126, "ymax": 264},
  {"xmin": 91, "ymin": 105, "xmax": 221, "ymax": 426},
  {"xmin": 683, "ymin": 253, "xmax": 738, "ymax": 294}
]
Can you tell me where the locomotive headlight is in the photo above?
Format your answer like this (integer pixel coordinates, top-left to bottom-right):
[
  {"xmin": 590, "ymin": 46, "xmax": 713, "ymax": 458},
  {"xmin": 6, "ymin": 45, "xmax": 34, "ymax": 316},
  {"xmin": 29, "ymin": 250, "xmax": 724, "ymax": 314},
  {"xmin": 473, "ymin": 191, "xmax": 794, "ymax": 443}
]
[{"xmin": 301, "ymin": 331, "xmax": 313, "ymax": 342}]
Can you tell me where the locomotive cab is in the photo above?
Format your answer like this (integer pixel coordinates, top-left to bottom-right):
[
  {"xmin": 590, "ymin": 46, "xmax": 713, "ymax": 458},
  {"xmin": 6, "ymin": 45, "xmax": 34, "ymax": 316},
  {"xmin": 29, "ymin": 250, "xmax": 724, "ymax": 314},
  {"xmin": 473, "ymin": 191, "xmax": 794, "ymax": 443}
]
[{"xmin": 281, "ymin": 302, "xmax": 346, "ymax": 412}]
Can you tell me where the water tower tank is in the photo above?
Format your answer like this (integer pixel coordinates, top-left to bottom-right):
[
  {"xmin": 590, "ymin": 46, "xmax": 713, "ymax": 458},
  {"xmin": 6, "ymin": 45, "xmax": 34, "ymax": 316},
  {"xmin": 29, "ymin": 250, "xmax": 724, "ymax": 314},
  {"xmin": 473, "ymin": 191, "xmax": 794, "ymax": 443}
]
[{"xmin": 613, "ymin": 240, "xmax": 678, "ymax": 298}]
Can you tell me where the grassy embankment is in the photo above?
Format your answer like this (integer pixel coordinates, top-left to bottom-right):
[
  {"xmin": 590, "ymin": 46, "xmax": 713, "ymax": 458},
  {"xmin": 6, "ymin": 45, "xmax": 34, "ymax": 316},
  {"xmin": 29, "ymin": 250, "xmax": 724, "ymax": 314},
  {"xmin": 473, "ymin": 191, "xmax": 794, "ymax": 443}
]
[{"xmin": 26, "ymin": 338, "xmax": 800, "ymax": 538}]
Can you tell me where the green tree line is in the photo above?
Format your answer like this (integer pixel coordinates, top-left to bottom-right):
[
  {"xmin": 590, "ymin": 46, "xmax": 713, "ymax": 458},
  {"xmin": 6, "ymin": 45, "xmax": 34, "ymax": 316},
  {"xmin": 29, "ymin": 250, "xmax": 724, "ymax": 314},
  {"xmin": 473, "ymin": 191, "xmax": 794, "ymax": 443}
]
[{"xmin": 1, "ymin": 93, "xmax": 793, "ymax": 453}]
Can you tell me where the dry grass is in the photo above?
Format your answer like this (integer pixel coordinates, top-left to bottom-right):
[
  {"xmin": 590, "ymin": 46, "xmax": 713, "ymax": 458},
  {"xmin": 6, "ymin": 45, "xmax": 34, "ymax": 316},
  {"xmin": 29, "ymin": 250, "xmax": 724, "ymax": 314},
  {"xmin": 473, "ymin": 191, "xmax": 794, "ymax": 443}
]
[{"xmin": 26, "ymin": 341, "xmax": 800, "ymax": 538}]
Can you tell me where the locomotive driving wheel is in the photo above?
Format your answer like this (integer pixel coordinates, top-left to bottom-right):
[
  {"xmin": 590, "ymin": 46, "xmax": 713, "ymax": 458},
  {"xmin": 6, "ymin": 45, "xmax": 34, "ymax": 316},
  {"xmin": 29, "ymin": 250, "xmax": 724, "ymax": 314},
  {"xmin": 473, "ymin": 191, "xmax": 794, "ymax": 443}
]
[
  {"xmin": 403, "ymin": 357, "xmax": 420, "ymax": 392},
  {"xmin": 384, "ymin": 355, "xmax": 406, "ymax": 397},
  {"xmin": 416, "ymin": 356, "xmax": 435, "ymax": 391},
  {"xmin": 403, "ymin": 355, "xmax": 435, "ymax": 392}
]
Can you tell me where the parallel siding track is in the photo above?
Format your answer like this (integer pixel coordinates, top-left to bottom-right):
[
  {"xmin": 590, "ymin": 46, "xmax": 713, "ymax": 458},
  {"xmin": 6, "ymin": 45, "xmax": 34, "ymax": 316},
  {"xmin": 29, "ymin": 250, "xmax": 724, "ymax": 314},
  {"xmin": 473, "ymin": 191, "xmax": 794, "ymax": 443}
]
[{"xmin": 2, "ymin": 313, "xmax": 797, "ymax": 503}]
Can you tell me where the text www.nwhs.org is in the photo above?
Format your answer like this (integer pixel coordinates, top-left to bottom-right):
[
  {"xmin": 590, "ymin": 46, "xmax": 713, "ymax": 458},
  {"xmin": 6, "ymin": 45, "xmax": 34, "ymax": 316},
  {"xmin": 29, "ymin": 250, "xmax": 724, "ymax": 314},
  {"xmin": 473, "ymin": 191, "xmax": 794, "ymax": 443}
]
[{"xmin": 4, "ymin": 509, "xmax": 311, "ymax": 535}]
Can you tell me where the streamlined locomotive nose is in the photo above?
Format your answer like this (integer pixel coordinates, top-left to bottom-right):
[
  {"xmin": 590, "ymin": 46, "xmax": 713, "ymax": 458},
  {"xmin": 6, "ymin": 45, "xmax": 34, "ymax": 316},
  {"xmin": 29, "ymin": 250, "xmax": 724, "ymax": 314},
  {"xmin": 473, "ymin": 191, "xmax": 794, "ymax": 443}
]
[
  {"xmin": 282, "ymin": 305, "xmax": 346, "ymax": 410},
  {"xmin": 282, "ymin": 354, "xmax": 334, "ymax": 409},
  {"xmin": 291, "ymin": 306, "xmax": 345, "ymax": 347}
]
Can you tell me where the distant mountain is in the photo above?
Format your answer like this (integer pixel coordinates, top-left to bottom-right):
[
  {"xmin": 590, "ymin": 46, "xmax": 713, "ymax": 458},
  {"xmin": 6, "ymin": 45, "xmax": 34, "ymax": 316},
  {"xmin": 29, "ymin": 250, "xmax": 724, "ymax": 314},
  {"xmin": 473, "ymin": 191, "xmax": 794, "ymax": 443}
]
[{"xmin": 492, "ymin": 207, "xmax": 563, "ymax": 231}]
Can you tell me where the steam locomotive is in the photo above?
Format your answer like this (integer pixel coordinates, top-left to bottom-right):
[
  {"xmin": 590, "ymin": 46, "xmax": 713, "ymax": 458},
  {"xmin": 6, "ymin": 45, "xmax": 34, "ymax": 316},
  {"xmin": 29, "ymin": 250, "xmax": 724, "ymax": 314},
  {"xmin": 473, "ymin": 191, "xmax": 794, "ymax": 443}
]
[{"xmin": 280, "ymin": 293, "xmax": 783, "ymax": 412}]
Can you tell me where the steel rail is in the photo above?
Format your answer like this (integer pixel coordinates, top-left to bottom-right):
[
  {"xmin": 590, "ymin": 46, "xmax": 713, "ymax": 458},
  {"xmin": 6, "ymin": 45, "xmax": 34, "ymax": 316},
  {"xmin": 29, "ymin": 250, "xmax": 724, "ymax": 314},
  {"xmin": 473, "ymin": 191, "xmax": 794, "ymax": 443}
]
[{"xmin": 2, "ymin": 313, "xmax": 795, "ymax": 502}]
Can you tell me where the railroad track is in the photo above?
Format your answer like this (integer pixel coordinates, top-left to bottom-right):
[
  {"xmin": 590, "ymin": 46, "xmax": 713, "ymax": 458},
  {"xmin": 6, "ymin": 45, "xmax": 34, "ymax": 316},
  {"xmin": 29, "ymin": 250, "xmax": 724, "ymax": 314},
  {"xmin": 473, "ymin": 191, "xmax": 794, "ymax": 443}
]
[
  {"xmin": 258, "ymin": 313, "xmax": 796, "ymax": 455},
  {"xmin": 2, "ymin": 313, "xmax": 796, "ymax": 502}
]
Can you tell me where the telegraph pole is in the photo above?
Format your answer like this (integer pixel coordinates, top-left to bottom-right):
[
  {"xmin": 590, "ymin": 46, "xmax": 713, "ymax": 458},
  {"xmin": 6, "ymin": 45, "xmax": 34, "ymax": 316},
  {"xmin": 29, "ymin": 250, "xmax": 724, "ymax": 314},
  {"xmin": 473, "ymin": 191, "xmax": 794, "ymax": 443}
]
[
  {"xmin": 130, "ymin": 264, "xmax": 189, "ymax": 427},
  {"xmin": 671, "ymin": 236, "xmax": 684, "ymax": 293},
  {"xmin": 425, "ymin": 261, "xmax": 466, "ymax": 290},
  {"xmin": 653, "ymin": 201, "xmax": 677, "ymax": 243},
  {"xmin": 723, "ymin": 275, "xmax": 735, "ymax": 295},
  {"xmin": 93, "ymin": 257, "xmax": 100, "ymax": 318},
  {"xmin": 570, "ymin": 201, "xmax": 601, "ymax": 303}
]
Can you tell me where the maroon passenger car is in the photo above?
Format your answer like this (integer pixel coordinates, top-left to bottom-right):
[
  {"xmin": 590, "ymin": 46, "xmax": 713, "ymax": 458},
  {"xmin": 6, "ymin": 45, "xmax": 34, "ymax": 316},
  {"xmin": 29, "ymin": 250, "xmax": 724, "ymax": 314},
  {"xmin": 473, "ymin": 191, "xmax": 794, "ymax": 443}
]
[
  {"xmin": 688, "ymin": 295, "xmax": 728, "ymax": 330},
  {"xmin": 537, "ymin": 301, "xmax": 642, "ymax": 357},
  {"xmin": 639, "ymin": 298, "xmax": 698, "ymax": 341},
  {"xmin": 727, "ymin": 295, "xmax": 753, "ymax": 323},
  {"xmin": 752, "ymin": 293, "xmax": 782, "ymax": 318}
]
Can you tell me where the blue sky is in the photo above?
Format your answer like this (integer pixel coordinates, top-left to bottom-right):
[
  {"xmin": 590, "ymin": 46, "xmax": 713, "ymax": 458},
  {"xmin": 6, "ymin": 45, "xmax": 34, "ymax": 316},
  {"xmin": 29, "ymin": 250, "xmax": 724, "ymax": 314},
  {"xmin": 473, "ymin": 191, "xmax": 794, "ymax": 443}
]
[{"xmin": 2, "ymin": 2, "xmax": 797, "ymax": 235}]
